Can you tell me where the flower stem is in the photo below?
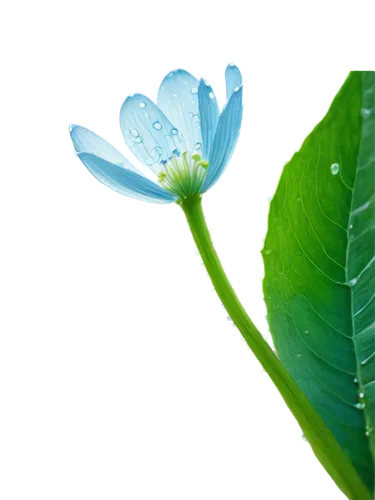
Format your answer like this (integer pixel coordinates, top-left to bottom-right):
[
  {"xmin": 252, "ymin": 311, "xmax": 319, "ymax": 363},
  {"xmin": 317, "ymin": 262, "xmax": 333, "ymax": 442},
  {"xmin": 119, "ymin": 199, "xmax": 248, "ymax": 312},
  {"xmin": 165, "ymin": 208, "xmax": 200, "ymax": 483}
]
[{"xmin": 180, "ymin": 194, "xmax": 371, "ymax": 500}]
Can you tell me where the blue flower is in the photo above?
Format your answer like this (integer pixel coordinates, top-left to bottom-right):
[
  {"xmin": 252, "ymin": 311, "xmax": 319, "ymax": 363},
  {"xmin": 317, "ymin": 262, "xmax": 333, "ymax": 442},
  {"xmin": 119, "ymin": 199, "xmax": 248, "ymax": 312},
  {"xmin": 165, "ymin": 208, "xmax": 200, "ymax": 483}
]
[{"xmin": 70, "ymin": 64, "xmax": 243, "ymax": 203}]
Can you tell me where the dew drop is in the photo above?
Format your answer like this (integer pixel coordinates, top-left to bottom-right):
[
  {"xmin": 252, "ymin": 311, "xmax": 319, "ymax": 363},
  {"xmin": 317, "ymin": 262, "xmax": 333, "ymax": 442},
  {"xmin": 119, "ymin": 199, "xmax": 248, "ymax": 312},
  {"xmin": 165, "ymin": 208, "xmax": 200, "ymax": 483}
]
[
  {"xmin": 229, "ymin": 62, "xmax": 235, "ymax": 67},
  {"xmin": 359, "ymin": 392, "xmax": 364, "ymax": 398},
  {"xmin": 365, "ymin": 431, "xmax": 370, "ymax": 437},
  {"xmin": 209, "ymin": 92, "xmax": 215, "ymax": 100},
  {"xmin": 301, "ymin": 434, "xmax": 307, "ymax": 442},
  {"xmin": 153, "ymin": 121, "xmax": 162, "ymax": 130},
  {"xmin": 234, "ymin": 86, "xmax": 240, "ymax": 92},
  {"xmin": 330, "ymin": 163, "xmax": 340, "ymax": 175},
  {"xmin": 194, "ymin": 142, "xmax": 202, "ymax": 151},
  {"xmin": 349, "ymin": 224, "xmax": 353, "ymax": 229},
  {"xmin": 133, "ymin": 136, "xmax": 142, "ymax": 143},
  {"xmin": 304, "ymin": 330, "xmax": 309, "ymax": 334},
  {"xmin": 226, "ymin": 316, "xmax": 231, "ymax": 321},
  {"xmin": 355, "ymin": 402, "xmax": 365, "ymax": 409},
  {"xmin": 130, "ymin": 128, "xmax": 139, "ymax": 137},
  {"xmin": 145, "ymin": 158, "xmax": 154, "ymax": 166},
  {"xmin": 263, "ymin": 249, "xmax": 271, "ymax": 255},
  {"xmin": 361, "ymin": 108, "xmax": 371, "ymax": 118},
  {"xmin": 171, "ymin": 128, "xmax": 178, "ymax": 135},
  {"xmin": 348, "ymin": 277, "xmax": 358, "ymax": 286},
  {"xmin": 354, "ymin": 377, "xmax": 358, "ymax": 383},
  {"xmin": 172, "ymin": 148, "xmax": 180, "ymax": 156},
  {"xmin": 139, "ymin": 102, "xmax": 146, "ymax": 108},
  {"xmin": 191, "ymin": 87, "xmax": 198, "ymax": 94}
]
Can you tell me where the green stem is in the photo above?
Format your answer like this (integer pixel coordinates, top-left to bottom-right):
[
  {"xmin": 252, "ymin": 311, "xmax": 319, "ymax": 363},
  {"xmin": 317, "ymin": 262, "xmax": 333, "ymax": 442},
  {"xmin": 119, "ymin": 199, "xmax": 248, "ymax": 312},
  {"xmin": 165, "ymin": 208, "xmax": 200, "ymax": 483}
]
[{"xmin": 180, "ymin": 194, "xmax": 371, "ymax": 500}]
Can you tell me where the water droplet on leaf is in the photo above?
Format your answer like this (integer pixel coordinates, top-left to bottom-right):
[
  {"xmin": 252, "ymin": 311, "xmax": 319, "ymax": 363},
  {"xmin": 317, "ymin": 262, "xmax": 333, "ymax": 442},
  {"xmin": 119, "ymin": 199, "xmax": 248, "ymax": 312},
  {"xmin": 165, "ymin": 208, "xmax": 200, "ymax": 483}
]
[
  {"xmin": 361, "ymin": 108, "xmax": 371, "ymax": 118},
  {"xmin": 330, "ymin": 163, "xmax": 340, "ymax": 175}
]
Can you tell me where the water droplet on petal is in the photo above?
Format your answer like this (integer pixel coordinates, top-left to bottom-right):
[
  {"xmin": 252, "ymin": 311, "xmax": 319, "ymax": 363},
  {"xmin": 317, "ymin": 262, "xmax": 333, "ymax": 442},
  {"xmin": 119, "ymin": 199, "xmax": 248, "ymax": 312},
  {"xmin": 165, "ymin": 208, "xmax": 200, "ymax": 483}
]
[
  {"xmin": 330, "ymin": 163, "xmax": 340, "ymax": 175},
  {"xmin": 209, "ymin": 92, "xmax": 215, "ymax": 100},
  {"xmin": 130, "ymin": 129, "xmax": 139, "ymax": 137},
  {"xmin": 191, "ymin": 87, "xmax": 198, "ymax": 94},
  {"xmin": 171, "ymin": 128, "xmax": 178, "ymax": 135},
  {"xmin": 133, "ymin": 136, "xmax": 142, "ymax": 143},
  {"xmin": 139, "ymin": 102, "xmax": 146, "ymax": 108},
  {"xmin": 153, "ymin": 121, "xmax": 162, "ymax": 130},
  {"xmin": 234, "ymin": 86, "xmax": 240, "ymax": 92},
  {"xmin": 361, "ymin": 108, "xmax": 371, "ymax": 118},
  {"xmin": 229, "ymin": 62, "xmax": 235, "ymax": 67},
  {"xmin": 195, "ymin": 142, "xmax": 202, "ymax": 151},
  {"xmin": 348, "ymin": 277, "xmax": 357, "ymax": 286},
  {"xmin": 145, "ymin": 158, "xmax": 153, "ymax": 166},
  {"xmin": 172, "ymin": 148, "xmax": 180, "ymax": 156}
]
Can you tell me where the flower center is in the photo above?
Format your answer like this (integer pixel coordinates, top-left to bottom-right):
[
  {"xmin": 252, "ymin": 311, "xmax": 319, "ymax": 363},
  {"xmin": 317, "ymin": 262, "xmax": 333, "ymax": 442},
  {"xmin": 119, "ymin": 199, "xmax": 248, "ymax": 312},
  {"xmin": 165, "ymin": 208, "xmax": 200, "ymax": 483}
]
[{"xmin": 157, "ymin": 151, "xmax": 209, "ymax": 199}]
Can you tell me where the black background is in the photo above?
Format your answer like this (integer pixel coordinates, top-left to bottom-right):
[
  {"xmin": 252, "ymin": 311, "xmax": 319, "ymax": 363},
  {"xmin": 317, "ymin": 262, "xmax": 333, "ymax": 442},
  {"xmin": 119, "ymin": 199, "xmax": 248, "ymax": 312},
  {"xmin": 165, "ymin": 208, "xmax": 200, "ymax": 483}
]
[{"xmin": 59, "ymin": 59, "xmax": 374, "ymax": 499}]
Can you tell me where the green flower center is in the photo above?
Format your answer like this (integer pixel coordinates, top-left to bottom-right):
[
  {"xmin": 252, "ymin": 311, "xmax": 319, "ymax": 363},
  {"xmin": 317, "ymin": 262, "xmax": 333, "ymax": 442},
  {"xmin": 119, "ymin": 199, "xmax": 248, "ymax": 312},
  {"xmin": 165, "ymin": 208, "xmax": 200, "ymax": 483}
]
[{"xmin": 157, "ymin": 152, "xmax": 209, "ymax": 199}]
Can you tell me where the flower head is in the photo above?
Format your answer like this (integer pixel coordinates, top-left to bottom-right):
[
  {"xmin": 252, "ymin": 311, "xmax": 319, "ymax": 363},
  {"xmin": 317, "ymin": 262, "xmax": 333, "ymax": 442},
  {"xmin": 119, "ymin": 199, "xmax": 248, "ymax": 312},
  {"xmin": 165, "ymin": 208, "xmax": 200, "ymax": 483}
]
[{"xmin": 70, "ymin": 64, "xmax": 243, "ymax": 203}]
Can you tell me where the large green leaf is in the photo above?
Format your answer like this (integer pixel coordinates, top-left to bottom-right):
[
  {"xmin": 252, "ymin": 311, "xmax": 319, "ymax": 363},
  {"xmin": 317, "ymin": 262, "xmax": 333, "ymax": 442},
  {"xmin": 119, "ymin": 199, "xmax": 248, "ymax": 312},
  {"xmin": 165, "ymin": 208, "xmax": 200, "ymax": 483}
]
[{"xmin": 262, "ymin": 72, "xmax": 374, "ymax": 492}]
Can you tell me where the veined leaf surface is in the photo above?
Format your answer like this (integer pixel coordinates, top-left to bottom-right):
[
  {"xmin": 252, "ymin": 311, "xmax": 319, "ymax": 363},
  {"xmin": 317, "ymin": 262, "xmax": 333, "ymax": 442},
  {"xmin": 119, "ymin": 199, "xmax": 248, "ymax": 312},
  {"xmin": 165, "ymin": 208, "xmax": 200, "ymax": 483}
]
[{"xmin": 262, "ymin": 72, "xmax": 374, "ymax": 492}]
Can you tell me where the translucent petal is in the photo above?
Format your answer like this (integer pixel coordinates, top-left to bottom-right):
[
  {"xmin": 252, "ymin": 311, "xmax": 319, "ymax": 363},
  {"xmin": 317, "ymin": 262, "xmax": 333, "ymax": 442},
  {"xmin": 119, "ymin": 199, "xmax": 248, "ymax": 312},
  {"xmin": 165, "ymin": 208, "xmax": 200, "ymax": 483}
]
[
  {"xmin": 119, "ymin": 94, "xmax": 184, "ymax": 175},
  {"xmin": 201, "ymin": 86, "xmax": 243, "ymax": 192},
  {"xmin": 76, "ymin": 152, "xmax": 177, "ymax": 204},
  {"xmin": 225, "ymin": 64, "xmax": 242, "ymax": 100},
  {"xmin": 198, "ymin": 79, "xmax": 220, "ymax": 160},
  {"xmin": 69, "ymin": 124, "xmax": 140, "ymax": 174},
  {"xmin": 157, "ymin": 69, "xmax": 203, "ymax": 155}
]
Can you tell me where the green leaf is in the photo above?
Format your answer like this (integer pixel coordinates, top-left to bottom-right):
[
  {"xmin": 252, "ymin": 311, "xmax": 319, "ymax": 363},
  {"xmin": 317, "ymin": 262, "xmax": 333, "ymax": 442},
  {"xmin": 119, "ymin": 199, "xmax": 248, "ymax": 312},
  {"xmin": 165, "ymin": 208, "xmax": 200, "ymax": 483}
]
[{"xmin": 262, "ymin": 72, "xmax": 374, "ymax": 493}]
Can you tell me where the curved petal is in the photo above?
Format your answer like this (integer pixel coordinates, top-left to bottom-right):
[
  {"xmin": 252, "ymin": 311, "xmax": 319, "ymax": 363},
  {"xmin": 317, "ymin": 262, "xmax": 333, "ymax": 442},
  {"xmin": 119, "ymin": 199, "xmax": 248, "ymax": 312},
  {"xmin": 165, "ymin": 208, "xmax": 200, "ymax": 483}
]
[
  {"xmin": 225, "ymin": 64, "xmax": 242, "ymax": 100},
  {"xmin": 120, "ymin": 94, "xmax": 184, "ymax": 175},
  {"xmin": 69, "ymin": 124, "xmax": 140, "ymax": 174},
  {"xmin": 76, "ymin": 152, "xmax": 177, "ymax": 204},
  {"xmin": 198, "ymin": 79, "xmax": 220, "ymax": 160},
  {"xmin": 157, "ymin": 69, "xmax": 203, "ymax": 154},
  {"xmin": 200, "ymin": 85, "xmax": 243, "ymax": 192}
]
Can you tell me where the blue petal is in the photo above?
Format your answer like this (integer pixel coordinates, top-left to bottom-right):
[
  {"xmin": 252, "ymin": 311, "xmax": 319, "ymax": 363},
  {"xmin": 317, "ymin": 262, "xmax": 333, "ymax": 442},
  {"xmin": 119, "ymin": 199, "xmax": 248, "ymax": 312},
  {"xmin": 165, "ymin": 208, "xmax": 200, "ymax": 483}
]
[
  {"xmin": 69, "ymin": 124, "xmax": 140, "ymax": 174},
  {"xmin": 157, "ymin": 69, "xmax": 203, "ymax": 155},
  {"xmin": 120, "ymin": 94, "xmax": 184, "ymax": 175},
  {"xmin": 200, "ymin": 86, "xmax": 243, "ymax": 192},
  {"xmin": 225, "ymin": 64, "xmax": 242, "ymax": 100},
  {"xmin": 198, "ymin": 79, "xmax": 220, "ymax": 160},
  {"xmin": 76, "ymin": 152, "xmax": 177, "ymax": 204}
]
